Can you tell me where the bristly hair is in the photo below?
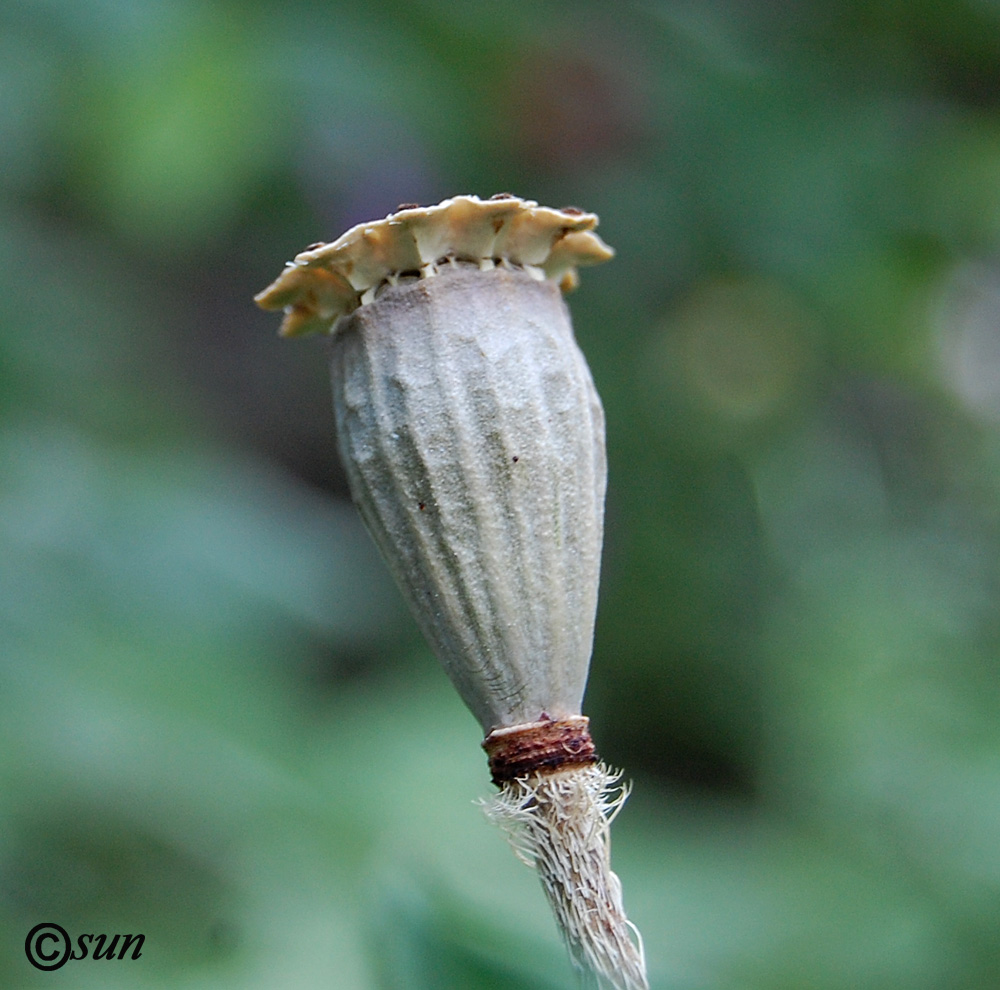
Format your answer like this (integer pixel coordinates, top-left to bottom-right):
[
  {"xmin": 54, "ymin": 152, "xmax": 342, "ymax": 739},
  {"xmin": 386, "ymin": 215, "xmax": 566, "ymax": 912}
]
[{"xmin": 482, "ymin": 763, "xmax": 648, "ymax": 990}]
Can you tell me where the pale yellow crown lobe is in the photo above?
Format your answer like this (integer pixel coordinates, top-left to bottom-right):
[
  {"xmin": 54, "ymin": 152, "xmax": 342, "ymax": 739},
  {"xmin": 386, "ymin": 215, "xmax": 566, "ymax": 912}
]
[{"xmin": 254, "ymin": 194, "xmax": 614, "ymax": 337}]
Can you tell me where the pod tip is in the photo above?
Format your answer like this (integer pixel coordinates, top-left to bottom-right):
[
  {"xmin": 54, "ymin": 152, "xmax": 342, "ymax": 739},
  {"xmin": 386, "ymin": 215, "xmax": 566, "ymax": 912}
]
[{"xmin": 254, "ymin": 194, "xmax": 614, "ymax": 337}]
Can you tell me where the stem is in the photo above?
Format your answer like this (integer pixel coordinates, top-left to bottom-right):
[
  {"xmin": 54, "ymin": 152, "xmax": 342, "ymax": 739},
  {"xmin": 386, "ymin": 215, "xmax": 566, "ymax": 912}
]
[{"xmin": 484, "ymin": 763, "xmax": 649, "ymax": 990}]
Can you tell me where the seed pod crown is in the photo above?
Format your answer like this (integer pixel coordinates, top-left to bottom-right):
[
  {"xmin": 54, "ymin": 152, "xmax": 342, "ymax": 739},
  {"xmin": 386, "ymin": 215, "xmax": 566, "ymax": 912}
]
[{"xmin": 254, "ymin": 193, "xmax": 614, "ymax": 337}]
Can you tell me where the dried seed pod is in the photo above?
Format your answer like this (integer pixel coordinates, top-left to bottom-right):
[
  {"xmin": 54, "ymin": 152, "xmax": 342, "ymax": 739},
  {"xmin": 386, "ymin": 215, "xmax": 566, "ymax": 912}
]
[{"xmin": 256, "ymin": 194, "xmax": 647, "ymax": 990}]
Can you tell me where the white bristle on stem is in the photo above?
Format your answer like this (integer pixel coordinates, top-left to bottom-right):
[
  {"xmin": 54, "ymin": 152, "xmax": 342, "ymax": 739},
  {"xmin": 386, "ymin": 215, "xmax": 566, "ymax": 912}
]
[{"xmin": 485, "ymin": 763, "xmax": 648, "ymax": 990}]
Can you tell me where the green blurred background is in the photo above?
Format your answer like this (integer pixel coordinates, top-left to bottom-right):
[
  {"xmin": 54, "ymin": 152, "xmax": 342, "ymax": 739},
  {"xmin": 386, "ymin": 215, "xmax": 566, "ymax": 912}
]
[{"xmin": 3, "ymin": 1, "xmax": 1000, "ymax": 987}]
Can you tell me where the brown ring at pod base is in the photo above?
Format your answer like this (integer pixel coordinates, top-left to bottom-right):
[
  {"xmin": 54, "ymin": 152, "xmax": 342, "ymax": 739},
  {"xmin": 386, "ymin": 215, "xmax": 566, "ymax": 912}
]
[{"xmin": 482, "ymin": 715, "xmax": 598, "ymax": 786}]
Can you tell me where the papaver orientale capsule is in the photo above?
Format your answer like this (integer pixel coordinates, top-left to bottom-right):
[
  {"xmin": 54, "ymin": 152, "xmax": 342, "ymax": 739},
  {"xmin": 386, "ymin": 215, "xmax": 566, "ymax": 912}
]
[{"xmin": 255, "ymin": 194, "xmax": 647, "ymax": 990}]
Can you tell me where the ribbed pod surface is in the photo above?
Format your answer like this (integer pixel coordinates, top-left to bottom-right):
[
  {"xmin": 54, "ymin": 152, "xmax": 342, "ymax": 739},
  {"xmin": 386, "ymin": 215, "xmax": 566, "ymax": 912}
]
[{"xmin": 330, "ymin": 264, "xmax": 606, "ymax": 732}]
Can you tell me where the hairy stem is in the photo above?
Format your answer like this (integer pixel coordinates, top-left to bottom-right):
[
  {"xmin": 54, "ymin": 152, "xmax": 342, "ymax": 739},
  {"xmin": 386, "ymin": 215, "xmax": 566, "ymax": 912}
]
[{"xmin": 484, "ymin": 763, "xmax": 648, "ymax": 990}]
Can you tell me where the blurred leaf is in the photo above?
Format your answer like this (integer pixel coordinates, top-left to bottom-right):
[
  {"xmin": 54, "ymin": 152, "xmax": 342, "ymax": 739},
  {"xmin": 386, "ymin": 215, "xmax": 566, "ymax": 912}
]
[
  {"xmin": 368, "ymin": 879, "xmax": 574, "ymax": 990},
  {"xmin": 58, "ymin": 6, "xmax": 286, "ymax": 249}
]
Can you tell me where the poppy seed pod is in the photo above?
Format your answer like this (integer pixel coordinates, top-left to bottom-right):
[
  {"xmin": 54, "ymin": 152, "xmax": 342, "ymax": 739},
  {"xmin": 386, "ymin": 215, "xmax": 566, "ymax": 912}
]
[{"xmin": 256, "ymin": 195, "xmax": 647, "ymax": 990}]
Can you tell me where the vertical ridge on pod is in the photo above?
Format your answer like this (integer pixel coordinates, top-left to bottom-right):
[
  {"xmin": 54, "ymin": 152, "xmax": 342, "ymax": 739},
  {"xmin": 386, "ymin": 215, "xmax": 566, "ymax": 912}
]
[{"xmin": 330, "ymin": 265, "xmax": 606, "ymax": 731}]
